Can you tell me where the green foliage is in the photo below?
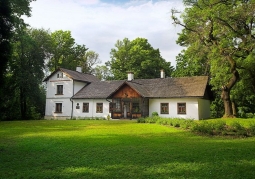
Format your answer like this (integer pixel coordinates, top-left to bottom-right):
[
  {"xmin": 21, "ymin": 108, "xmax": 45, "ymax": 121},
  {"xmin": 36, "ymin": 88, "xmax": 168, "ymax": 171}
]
[
  {"xmin": 1, "ymin": 27, "xmax": 48, "ymax": 120},
  {"xmin": 93, "ymin": 65, "xmax": 113, "ymax": 81},
  {"xmin": 151, "ymin": 111, "xmax": 158, "ymax": 117},
  {"xmin": 48, "ymin": 30, "xmax": 89, "ymax": 72},
  {"xmin": 107, "ymin": 37, "xmax": 174, "ymax": 80},
  {"xmin": 172, "ymin": 0, "xmax": 255, "ymax": 117},
  {"xmin": 0, "ymin": 0, "xmax": 35, "ymax": 120},
  {"xmin": 140, "ymin": 116, "xmax": 255, "ymax": 137}
]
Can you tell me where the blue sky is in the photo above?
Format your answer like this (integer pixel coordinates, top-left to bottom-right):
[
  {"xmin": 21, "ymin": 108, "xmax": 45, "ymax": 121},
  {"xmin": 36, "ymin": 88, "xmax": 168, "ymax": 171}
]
[{"xmin": 24, "ymin": 0, "xmax": 184, "ymax": 67}]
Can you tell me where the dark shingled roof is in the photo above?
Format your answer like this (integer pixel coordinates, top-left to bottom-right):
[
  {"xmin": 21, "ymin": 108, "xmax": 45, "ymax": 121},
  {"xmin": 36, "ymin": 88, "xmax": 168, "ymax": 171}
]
[
  {"xmin": 72, "ymin": 80, "xmax": 125, "ymax": 99},
  {"xmin": 43, "ymin": 68, "xmax": 99, "ymax": 82},
  {"xmin": 72, "ymin": 76, "xmax": 209, "ymax": 99}
]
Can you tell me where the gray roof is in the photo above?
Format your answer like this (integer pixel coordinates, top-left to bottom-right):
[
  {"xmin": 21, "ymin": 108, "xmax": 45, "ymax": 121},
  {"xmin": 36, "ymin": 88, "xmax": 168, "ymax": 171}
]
[
  {"xmin": 43, "ymin": 68, "xmax": 99, "ymax": 82},
  {"xmin": 72, "ymin": 76, "xmax": 209, "ymax": 99},
  {"xmin": 72, "ymin": 80, "xmax": 125, "ymax": 99}
]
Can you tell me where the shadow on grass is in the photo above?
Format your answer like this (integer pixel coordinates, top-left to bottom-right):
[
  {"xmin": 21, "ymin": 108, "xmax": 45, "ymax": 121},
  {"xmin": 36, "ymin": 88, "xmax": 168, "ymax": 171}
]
[{"xmin": 1, "ymin": 121, "xmax": 255, "ymax": 179}]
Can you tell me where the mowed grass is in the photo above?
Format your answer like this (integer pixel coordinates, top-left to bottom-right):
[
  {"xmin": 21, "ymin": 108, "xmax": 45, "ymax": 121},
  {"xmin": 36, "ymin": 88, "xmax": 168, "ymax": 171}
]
[{"xmin": 1, "ymin": 120, "xmax": 255, "ymax": 179}]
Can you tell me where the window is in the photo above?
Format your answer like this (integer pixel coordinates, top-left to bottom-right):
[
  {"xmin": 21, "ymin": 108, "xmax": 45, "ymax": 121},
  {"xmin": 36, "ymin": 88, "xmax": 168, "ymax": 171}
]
[
  {"xmin": 161, "ymin": 103, "xmax": 169, "ymax": 114},
  {"xmin": 96, "ymin": 103, "xmax": 103, "ymax": 113},
  {"xmin": 55, "ymin": 103, "xmax": 62, "ymax": 113},
  {"xmin": 178, "ymin": 103, "xmax": 186, "ymax": 114},
  {"xmin": 132, "ymin": 103, "xmax": 140, "ymax": 113},
  {"xmin": 111, "ymin": 99, "xmax": 121, "ymax": 112},
  {"xmin": 57, "ymin": 73, "xmax": 63, "ymax": 78},
  {"xmin": 56, "ymin": 85, "xmax": 63, "ymax": 95},
  {"xmin": 76, "ymin": 103, "xmax": 80, "ymax": 109},
  {"xmin": 83, "ymin": 103, "xmax": 89, "ymax": 113}
]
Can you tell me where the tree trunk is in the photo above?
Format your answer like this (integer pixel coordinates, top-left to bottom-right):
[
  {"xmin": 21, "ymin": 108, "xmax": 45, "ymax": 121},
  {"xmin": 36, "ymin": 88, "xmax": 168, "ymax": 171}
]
[
  {"xmin": 232, "ymin": 101, "xmax": 237, "ymax": 117},
  {"xmin": 20, "ymin": 86, "xmax": 27, "ymax": 119},
  {"xmin": 221, "ymin": 56, "xmax": 239, "ymax": 118},
  {"xmin": 221, "ymin": 86, "xmax": 233, "ymax": 117}
]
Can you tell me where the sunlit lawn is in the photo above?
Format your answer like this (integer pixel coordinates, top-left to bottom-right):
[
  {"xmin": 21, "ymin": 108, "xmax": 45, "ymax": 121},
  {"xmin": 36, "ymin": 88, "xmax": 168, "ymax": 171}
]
[{"xmin": 1, "ymin": 120, "xmax": 255, "ymax": 179}]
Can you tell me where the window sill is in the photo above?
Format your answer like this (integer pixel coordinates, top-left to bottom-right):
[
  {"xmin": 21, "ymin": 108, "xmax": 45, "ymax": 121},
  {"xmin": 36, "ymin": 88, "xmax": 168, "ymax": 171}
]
[
  {"xmin": 178, "ymin": 113, "xmax": 186, "ymax": 115},
  {"xmin": 55, "ymin": 94, "xmax": 63, "ymax": 95}
]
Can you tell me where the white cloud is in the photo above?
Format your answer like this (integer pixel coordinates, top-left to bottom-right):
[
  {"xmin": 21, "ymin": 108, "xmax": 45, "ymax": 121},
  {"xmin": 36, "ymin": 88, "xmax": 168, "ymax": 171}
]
[{"xmin": 24, "ymin": 0, "xmax": 184, "ymax": 67}]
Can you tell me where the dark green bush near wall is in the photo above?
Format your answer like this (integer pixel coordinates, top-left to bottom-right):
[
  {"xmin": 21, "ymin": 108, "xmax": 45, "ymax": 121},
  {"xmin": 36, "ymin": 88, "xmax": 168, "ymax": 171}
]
[{"xmin": 138, "ymin": 117, "xmax": 255, "ymax": 137}]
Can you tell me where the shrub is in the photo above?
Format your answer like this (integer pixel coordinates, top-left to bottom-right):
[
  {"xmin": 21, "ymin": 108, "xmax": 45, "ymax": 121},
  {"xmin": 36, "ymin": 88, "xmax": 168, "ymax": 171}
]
[
  {"xmin": 212, "ymin": 120, "xmax": 226, "ymax": 134},
  {"xmin": 246, "ymin": 113, "xmax": 255, "ymax": 118},
  {"xmin": 152, "ymin": 112, "xmax": 159, "ymax": 117},
  {"xmin": 191, "ymin": 121, "xmax": 214, "ymax": 135},
  {"xmin": 229, "ymin": 121, "xmax": 248, "ymax": 137},
  {"xmin": 137, "ymin": 118, "xmax": 145, "ymax": 123},
  {"xmin": 247, "ymin": 122, "xmax": 255, "ymax": 136}
]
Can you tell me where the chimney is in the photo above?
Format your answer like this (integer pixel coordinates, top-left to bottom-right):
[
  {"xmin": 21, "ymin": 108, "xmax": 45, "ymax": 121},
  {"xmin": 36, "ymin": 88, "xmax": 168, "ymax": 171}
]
[
  {"xmin": 127, "ymin": 72, "xmax": 134, "ymax": 81},
  {"xmin": 160, "ymin": 69, "xmax": 165, "ymax": 79},
  {"xmin": 76, "ymin": 67, "xmax": 82, "ymax": 73}
]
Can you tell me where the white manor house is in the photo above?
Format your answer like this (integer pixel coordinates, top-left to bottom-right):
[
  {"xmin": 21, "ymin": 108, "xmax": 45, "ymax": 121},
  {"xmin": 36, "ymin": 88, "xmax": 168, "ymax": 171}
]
[{"xmin": 44, "ymin": 67, "xmax": 212, "ymax": 120}]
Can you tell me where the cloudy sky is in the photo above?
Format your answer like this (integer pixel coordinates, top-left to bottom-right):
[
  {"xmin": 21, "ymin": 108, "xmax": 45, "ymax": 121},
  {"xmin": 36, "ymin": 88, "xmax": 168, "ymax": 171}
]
[{"xmin": 24, "ymin": 0, "xmax": 184, "ymax": 67}]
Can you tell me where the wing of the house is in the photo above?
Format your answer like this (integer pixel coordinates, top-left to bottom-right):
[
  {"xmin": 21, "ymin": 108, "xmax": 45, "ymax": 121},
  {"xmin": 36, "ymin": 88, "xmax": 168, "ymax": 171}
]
[
  {"xmin": 43, "ymin": 67, "xmax": 99, "ymax": 119},
  {"xmin": 71, "ymin": 75, "xmax": 211, "ymax": 120}
]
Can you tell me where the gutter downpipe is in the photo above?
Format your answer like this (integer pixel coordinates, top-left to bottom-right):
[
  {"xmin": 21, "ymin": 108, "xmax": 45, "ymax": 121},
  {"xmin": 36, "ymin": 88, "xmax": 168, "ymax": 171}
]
[{"xmin": 70, "ymin": 81, "xmax": 74, "ymax": 119}]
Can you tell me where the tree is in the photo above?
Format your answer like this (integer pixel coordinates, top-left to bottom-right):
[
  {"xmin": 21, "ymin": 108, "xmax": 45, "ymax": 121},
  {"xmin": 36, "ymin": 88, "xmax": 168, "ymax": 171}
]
[
  {"xmin": 0, "ymin": 0, "xmax": 34, "ymax": 82},
  {"xmin": 80, "ymin": 51, "xmax": 101, "ymax": 74},
  {"xmin": 172, "ymin": 0, "xmax": 255, "ymax": 117},
  {"xmin": 107, "ymin": 37, "xmax": 174, "ymax": 80},
  {"xmin": 2, "ymin": 27, "xmax": 50, "ymax": 120},
  {"xmin": 93, "ymin": 65, "xmax": 113, "ymax": 81},
  {"xmin": 48, "ymin": 30, "xmax": 88, "ymax": 72}
]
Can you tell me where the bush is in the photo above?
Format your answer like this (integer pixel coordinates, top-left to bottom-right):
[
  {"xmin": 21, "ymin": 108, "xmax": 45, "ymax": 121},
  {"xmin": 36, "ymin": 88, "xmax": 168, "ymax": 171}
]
[
  {"xmin": 137, "ymin": 118, "xmax": 145, "ymax": 123},
  {"xmin": 191, "ymin": 121, "xmax": 214, "ymax": 135},
  {"xmin": 228, "ymin": 121, "xmax": 248, "ymax": 136},
  {"xmin": 152, "ymin": 112, "xmax": 159, "ymax": 117},
  {"xmin": 246, "ymin": 113, "xmax": 255, "ymax": 118},
  {"xmin": 247, "ymin": 122, "xmax": 255, "ymax": 136}
]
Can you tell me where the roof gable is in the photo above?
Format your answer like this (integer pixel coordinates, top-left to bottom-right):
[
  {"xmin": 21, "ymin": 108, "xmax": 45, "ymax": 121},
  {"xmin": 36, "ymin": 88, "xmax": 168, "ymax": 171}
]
[
  {"xmin": 43, "ymin": 68, "xmax": 99, "ymax": 82},
  {"xmin": 110, "ymin": 83, "xmax": 143, "ymax": 98}
]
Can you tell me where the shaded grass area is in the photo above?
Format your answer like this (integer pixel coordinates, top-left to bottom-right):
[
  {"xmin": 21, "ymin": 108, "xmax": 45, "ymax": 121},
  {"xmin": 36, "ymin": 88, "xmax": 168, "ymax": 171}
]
[{"xmin": 1, "ymin": 120, "xmax": 255, "ymax": 179}]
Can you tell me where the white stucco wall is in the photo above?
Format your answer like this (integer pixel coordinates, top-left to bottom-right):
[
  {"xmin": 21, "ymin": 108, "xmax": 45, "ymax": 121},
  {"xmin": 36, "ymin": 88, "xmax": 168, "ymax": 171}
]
[
  {"xmin": 198, "ymin": 99, "xmax": 211, "ymax": 119},
  {"xmin": 149, "ymin": 98, "xmax": 201, "ymax": 120},
  {"xmin": 74, "ymin": 81, "xmax": 87, "ymax": 94},
  {"xmin": 45, "ymin": 98, "xmax": 72, "ymax": 119},
  {"xmin": 44, "ymin": 71, "xmax": 87, "ymax": 119},
  {"xmin": 72, "ymin": 99, "xmax": 111, "ymax": 119}
]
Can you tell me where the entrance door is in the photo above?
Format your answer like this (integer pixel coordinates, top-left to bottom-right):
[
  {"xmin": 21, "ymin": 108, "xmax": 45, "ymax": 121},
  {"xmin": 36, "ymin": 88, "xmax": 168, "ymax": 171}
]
[{"xmin": 123, "ymin": 102, "xmax": 130, "ymax": 118}]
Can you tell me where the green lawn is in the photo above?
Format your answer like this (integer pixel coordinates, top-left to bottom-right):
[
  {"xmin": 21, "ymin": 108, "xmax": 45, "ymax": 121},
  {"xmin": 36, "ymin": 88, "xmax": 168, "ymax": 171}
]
[{"xmin": 1, "ymin": 120, "xmax": 255, "ymax": 179}]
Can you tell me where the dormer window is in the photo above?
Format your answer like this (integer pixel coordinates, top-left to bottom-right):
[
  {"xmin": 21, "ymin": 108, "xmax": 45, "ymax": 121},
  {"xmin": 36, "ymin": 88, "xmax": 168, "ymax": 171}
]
[{"xmin": 56, "ymin": 85, "xmax": 63, "ymax": 95}]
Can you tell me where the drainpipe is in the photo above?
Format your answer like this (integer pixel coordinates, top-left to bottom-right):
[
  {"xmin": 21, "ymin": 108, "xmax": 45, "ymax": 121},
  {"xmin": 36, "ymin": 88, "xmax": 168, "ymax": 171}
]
[{"xmin": 71, "ymin": 80, "xmax": 75, "ymax": 119}]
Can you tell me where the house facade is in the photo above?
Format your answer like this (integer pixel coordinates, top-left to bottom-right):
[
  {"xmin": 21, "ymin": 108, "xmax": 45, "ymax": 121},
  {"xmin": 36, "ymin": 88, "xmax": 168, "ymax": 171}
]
[{"xmin": 44, "ymin": 68, "xmax": 212, "ymax": 120}]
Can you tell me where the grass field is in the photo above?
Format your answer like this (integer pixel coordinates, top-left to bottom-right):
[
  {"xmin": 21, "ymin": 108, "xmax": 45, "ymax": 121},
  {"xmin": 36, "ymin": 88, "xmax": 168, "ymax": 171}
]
[{"xmin": 1, "ymin": 120, "xmax": 255, "ymax": 179}]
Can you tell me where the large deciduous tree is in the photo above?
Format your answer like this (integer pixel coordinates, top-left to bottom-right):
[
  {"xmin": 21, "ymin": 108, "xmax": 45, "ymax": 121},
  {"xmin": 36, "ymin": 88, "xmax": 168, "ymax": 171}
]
[
  {"xmin": 2, "ymin": 27, "xmax": 50, "ymax": 120},
  {"xmin": 172, "ymin": 0, "xmax": 255, "ymax": 117},
  {"xmin": 80, "ymin": 51, "xmax": 101, "ymax": 74},
  {"xmin": 0, "ymin": 0, "xmax": 34, "ymax": 82},
  {"xmin": 107, "ymin": 37, "xmax": 174, "ymax": 80},
  {"xmin": 48, "ymin": 30, "xmax": 88, "ymax": 72}
]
